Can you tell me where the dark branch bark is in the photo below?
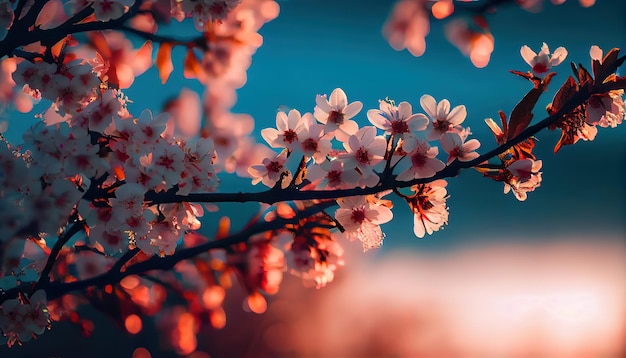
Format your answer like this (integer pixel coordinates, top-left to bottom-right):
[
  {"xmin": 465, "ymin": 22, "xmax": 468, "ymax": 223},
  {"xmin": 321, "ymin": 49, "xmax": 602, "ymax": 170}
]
[
  {"xmin": 145, "ymin": 78, "xmax": 624, "ymax": 206},
  {"xmin": 0, "ymin": 201, "xmax": 335, "ymax": 303}
]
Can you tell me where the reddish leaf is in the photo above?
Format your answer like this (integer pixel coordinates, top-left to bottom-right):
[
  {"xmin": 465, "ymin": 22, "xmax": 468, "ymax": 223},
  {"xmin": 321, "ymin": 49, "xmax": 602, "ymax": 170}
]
[
  {"xmin": 576, "ymin": 63, "xmax": 593, "ymax": 87},
  {"xmin": 546, "ymin": 75, "xmax": 578, "ymax": 117},
  {"xmin": 592, "ymin": 48, "xmax": 622, "ymax": 84},
  {"xmin": 156, "ymin": 43, "xmax": 174, "ymax": 84},
  {"xmin": 506, "ymin": 72, "xmax": 554, "ymax": 141}
]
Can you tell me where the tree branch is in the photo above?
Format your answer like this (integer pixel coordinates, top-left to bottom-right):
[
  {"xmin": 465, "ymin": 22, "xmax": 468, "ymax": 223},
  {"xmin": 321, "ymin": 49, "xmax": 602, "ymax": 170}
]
[
  {"xmin": 145, "ymin": 78, "xmax": 624, "ymax": 206},
  {"xmin": 0, "ymin": 200, "xmax": 336, "ymax": 303},
  {"xmin": 32, "ymin": 221, "xmax": 83, "ymax": 290}
]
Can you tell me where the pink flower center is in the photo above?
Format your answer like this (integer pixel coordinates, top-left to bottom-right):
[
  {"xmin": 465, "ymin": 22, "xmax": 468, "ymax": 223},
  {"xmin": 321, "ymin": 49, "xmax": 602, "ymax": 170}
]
[
  {"xmin": 532, "ymin": 62, "xmax": 549, "ymax": 74},
  {"xmin": 327, "ymin": 170, "xmax": 341, "ymax": 185},
  {"xmin": 432, "ymin": 120, "xmax": 449, "ymax": 131},
  {"xmin": 328, "ymin": 110, "xmax": 345, "ymax": 125},
  {"xmin": 351, "ymin": 208, "xmax": 366, "ymax": 224},
  {"xmin": 302, "ymin": 138, "xmax": 318, "ymax": 152},
  {"xmin": 355, "ymin": 148, "xmax": 370, "ymax": 165},
  {"xmin": 283, "ymin": 129, "xmax": 298, "ymax": 143},
  {"xmin": 391, "ymin": 120, "xmax": 409, "ymax": 134},
  {"xmin": 156, "ymin": 154, "xmax": 175, "ymax": 170},
  {"xmin": 266, "ymin": 161, "xmax": 283, "ymax": 173},
  {"xmin": 411, "ymin": 152, "xmax": 426, "ymax": 168}
]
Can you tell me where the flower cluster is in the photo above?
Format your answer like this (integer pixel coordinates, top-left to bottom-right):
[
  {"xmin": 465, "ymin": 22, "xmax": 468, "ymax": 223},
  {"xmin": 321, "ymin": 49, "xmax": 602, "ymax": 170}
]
[
  {"xmin": 0, "ymin": 290, "xmax": 50, "ymax": 347},
  {"xmin": 250, "ymin": 87, "xmax": 483, "ymax": 247}
]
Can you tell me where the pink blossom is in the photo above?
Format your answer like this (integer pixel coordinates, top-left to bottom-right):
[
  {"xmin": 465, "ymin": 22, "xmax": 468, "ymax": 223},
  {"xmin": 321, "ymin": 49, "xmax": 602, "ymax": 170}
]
[
  {"xmin": 396, "ymin": 136, "xmax": 445, "ymax": 181},
  {"xmin": 505, "ymin": 159, "xmax": 543, "ymax": 201},
  {"xmin": 407, "ymin": 180, "xmax": 449, "ymax": 238},
  {"xmin": 382, "ymin": 0, "xmax": 429, "ymax": 57},
  {"xmin": 520, "ymin": 42, "xmax": 568, "ymax": 77},
  {"xmin": 306, "ymin": 160, "xmax": 360, "ymax": 190},
  {"xmin": 296, "ymin": 121, "xmax": 332, "ymax": 164},
  {"xmin": 248, "ymin": 151, "xmax": 289, "ymax": 188},
  {"xmin": 367, "ymin": 99, "xmax": 428, "ymax": 137},
  {"xmin": 335, "ymin": 195, "xmax": 393, "ymax": 251},
  {"xmin": 261, "ymin": 109, "xmax": 309, "ymax": 151},
  {"xmin": 314, "ymin": 88, "xmax": 362, "ymax": 142},
  {"xmin": 440, "ymin": 130, "xmax": 481, "ymax": 164},
  {"xmin": 420, "ymin": 94, "xmax": 467, "ymax": 140},
  {"xmin": 0, "ymin": 290, "xmax": 50, "ymax": 347},
  {"xmin": 338, "ymin": 126, "xmax": 386, "ymax": 179}
]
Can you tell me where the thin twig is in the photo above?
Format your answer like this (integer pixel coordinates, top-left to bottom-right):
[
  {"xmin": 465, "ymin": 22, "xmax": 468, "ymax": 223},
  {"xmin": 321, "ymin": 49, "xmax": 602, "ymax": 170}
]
[{"xmin": 32, "ymin": 221, "xmax": 83, "ymax": 291}]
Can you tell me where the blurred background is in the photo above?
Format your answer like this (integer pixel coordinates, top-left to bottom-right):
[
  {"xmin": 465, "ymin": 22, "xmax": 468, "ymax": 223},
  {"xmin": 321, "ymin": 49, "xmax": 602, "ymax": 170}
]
[{"xmin": 3, "ymin": 0, "xmax": 625, "ymax": 357}]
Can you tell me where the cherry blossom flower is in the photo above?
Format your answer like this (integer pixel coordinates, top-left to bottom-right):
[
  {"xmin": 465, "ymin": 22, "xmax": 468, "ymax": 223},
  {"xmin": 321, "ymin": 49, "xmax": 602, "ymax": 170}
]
[
  {"xmin": 439, "ymin": 130, "xmax": 481, "ymax": 164},
  {"xmin": 110, "ymin": 183, "xmax": 146, "ymax": 222},
  {"xmin": 0, "ymin": 290, "xmax": 50, "ymax": 347},
  {"xmin": 406, "ymin": 180, "xmax": 449, "ymax": 238},
  {"xmin": 261, "ymin": 109, "xmax": 309, "ymax": 151},
  {"xmin": 520, "ymin": 42, "xmax": 567, "ymax": 77},
  {"xmin": 445, "ymin": 18, "xmax": 495, "ymax": 68},
  {"xmin": 395, "ymin": 136, "xmax": 445, "ymax": 181},
  {"xmin": 338, "ymin": 126, "xmax": 386, "ymax": 179},
  {"xmin": 248, "ymin": 151, "xmax": 289, "ymax": 188},
  {"xmin": 505, "ymin": 159, "xmax": 543, "ymax": 201},
  {"xmin": 420, "ymin": 94, "xmax": 467, "ymax": 140},
  {"xmin": 382, "ymin": 0, "xmax": 430, "ymax": 57},
  {"xmin": 296, "ymin": 121, "xmax": 332, "ymax": 164},
  {"xmin": 306, "ymin": 160, "xmax": 360, "ymax": 190},
  {"xmin": 586, "ymin": 91, "xmax": 624, "ymax": 128},
  {"xmin": 586, "ymin": 46, "xmax": 625, "ymax": 128},
  {"xmin": 335, "ymin": 195, "xmax": 393, "ymax": 251},
  {"xmin": 367, "ymin": 99, "xmax": 428, "ymax": 138},
  {"xmin": 284, "ymin": 217, "xmax": 344, "ymax": 289},
  {"xmin": 314, "ymin": 88, "xmax": 362, "ymax": 142}
]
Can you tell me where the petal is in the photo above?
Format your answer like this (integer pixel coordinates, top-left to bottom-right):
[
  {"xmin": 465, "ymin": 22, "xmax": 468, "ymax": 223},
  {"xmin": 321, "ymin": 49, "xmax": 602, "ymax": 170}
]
[
  {"xmin": 287, "ymin": 109, "xmax": 302, "ymax": 129},
  {"xmin": 413, "ymin": 215, "xmax": 426, "ymax": 238},
  {"xmin": 437, "ymin": 99, "xmax": 450, "ymax": 119},
  {"xmin": 407, "ymin": 113, "xmax": 429, "ymax": 132},
  {"xmin": 589, "ymin": 45, "xmax": 603, "ymax": 62},
  {"xmin": 520, "ymin": 45, "xmax": 537, "ymax": 66},
  {"xmin": 447, "ymin": 105, "xmax": 466, "ymax": 125},
  {"xmin": 463, "ymin": 138, "xmax": 481, "ymax": 152},
  {"xmin": 261, "ymin": 128, "xmax": 279, "ymax": 146},
  {"xmin": 369, "ymin": 137, "xmax": 388, "ymax": 157},
  {"xmin": 371, "ymin": 205, "xmax": 393, "ymax": 224},
  {"xmin": 459, "ymin": 152, "xmax": 480, "ymax": 162},
  {"xmin": 420, "ymin": 94, "xmax": 437, "ymax": 119},
  {"xmin": 367, "ymin": 109, "xmax": 390, "ymax": 130},
  {"xmin": 347, "ymin": 135, "xmax": 361, "ymax": 153},
  {"xmin": 402, "ymin": 135, "xmax": 418, "ymax": 153},
  {"xmin": 314, "ymin": 107, "xmax": 329, "ymax": 124},
  {"xmin": 276, "ymin": 111, "xmax": 288, "ymax": 131},
  {"xmin": 329, "ymin": 88, "xmax": 348, "ymax": 109},
  {"xmin": 343, "ymin": 101, "xmax": 363, "ymax": 119},
  {"xmin": 335, "ymin": 120, "xmax": 358, "ymax": 142},
  {"xmin": 315, "ymin": 94, "xmax": 332, "ymax": 113},
  {"xmin": 359, "ymin": 126, "xmax": 376, "ymax": 145},
  {"xmin": 549, "ymin": 46, "xmax": 568, "ymax": 67},
  {"xmin": 397, "ymin": 101, "xmax": 413, "ymax": 119},
  {"xmin": 439, "ymin": 132, "xmax": 460, "ymax": 153}
]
